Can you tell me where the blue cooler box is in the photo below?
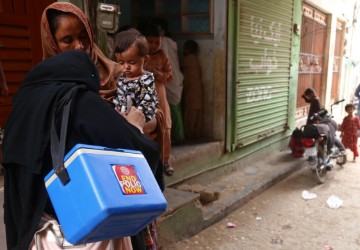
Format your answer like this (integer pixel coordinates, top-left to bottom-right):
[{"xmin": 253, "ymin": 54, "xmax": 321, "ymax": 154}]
[{"xmin": 44, "ymin": 144, "xmax": 167, "ymax": 244}]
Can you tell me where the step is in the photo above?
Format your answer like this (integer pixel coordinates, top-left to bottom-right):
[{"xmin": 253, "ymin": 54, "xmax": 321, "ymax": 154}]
[
  {"xmin": 158, "ymin": 150, "xmax": 306, "ymax": 248},
  {"xmin": 157, "ymin": 188, "xmax": 201, "ymax": 246},
  {"xmin": 165, "ymin": 140, "xmax": 223, "ymax": 186}
]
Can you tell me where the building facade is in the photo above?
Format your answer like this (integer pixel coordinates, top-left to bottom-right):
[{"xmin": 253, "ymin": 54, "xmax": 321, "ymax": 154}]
[{"xmin": 0, "ymin": 0, "xmax": 358, "ymax": 185}]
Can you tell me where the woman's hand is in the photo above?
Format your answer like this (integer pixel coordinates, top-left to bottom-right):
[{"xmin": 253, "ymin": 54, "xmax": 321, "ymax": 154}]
[
  {"xmin": 144, "ymin": 116, "xmax": 157, "ymax": 137},
  {"xmin": 116, "ymin": 107, "xmax": 145, "ymax": 133}
]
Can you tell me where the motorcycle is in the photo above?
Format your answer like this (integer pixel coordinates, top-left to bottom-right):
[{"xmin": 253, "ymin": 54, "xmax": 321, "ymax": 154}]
[{"xmin": 300, "ymin": 99, "xmax": 347, "ymax": 184}]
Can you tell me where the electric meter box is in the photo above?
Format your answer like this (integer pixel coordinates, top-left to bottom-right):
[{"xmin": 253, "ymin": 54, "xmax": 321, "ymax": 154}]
[{"xmin": 96, "ymin": 3, "xmax": 121, "ymax": 33}]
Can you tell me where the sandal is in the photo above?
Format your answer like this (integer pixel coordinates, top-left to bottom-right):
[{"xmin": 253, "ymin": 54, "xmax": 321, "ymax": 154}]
[{"xmin": 164, "ymin": 163, "xmax": 174, "ymax": 176}]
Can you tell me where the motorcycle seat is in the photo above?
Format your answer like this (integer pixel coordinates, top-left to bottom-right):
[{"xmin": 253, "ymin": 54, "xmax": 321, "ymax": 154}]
[{"xmin": 302, "ymin": 124, "xmax": 321, "ymax": 139}]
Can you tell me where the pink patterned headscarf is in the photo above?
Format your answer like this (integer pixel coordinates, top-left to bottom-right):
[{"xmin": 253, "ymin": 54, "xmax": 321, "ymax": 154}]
[{"xmin": 40, "ymin": 2, "xmax": 119, "ymax": 103}]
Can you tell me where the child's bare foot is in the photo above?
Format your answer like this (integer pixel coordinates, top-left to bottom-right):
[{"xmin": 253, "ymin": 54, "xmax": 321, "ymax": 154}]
[{"xmin": 353, "ymin": 157, "xmax": 357, "ymax": 163}]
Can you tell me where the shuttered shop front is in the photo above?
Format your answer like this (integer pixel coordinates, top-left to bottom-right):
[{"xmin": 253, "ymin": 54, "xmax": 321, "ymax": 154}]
[{"xmin": 234, "ymin": 0, "xmax": 294, "ymax": 148}]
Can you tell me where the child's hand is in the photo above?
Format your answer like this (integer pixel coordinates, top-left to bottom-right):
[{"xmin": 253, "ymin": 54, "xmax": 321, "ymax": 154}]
[
  {"xmin": 126, "ymin": 95, "xmax": 133, "ymax": 114},
  {"xmin": 122, "ymin": 107, "xmax": 145, "ymax": 133},
  {"xmin": 114, "ymin": 107, "xmax": 122, "ymax": 115}
]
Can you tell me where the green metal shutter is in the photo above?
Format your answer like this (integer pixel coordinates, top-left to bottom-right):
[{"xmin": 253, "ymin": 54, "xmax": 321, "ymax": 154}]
[{"xmin": 234, "ymin": 0, "xmax": 294, "ymax": 148}]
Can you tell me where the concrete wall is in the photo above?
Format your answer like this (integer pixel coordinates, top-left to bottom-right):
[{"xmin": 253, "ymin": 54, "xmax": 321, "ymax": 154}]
[
  {"xmin": 305, "ymin": 0, "xmax": 354, "ymax": 14},
  {"xmin": 342, "ymin": 0, "xmax": 360, "ymax": 116},
  {"xmin": 288, "ymin": 0, "xmax": 303, "ymax": 131}
]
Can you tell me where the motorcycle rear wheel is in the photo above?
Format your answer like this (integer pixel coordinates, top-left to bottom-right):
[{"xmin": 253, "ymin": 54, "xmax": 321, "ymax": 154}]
[{"xmin": 314, "ymin": 159, "xmax": 326, "ymax": 184}]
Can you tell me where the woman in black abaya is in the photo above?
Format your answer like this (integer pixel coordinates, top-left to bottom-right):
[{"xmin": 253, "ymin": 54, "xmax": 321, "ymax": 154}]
[{"xmin": 2, "ymin": 50, "xmax": 163, "ymax": 250}]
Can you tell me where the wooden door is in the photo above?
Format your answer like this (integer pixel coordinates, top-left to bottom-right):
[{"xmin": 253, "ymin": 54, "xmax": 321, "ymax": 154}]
[
  {"xmin": 0, "ymin": 0, "xmax": 54, "ymax": 127},
  {"xmin": 297, "ymin": 4, "xmax": 327, "ymax": 116}
]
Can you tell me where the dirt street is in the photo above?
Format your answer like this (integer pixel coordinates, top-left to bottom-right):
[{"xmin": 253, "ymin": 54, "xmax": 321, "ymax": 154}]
[{"xmin": 168, "ymin": 155, "xmax": 360, "ymax": 249}]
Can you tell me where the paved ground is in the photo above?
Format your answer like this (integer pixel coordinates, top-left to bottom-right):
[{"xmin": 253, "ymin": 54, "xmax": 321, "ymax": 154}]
[
  {"xmin": 167, "ymin": 149, "xmax": 360, "ymax": 249},
  {"xmin": 158, "ymin": 148, "xmax": 305, "ymax": 248}
]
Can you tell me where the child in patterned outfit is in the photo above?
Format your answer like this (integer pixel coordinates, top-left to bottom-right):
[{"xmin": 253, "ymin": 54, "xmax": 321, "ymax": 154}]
[
  {"xmin": 112, "ymin": 29, "xmax": 158, "ymax": 122},
  {"xmin": 113, "ymin": 28, "xmax": 162, "ymax": 250},
  {"xmin": 341, "ymin": 103, "xmax": 360, "ymax": 162}
]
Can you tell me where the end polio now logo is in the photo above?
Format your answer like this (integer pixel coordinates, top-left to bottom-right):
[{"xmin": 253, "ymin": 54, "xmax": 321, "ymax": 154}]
[{"xmin": 112, "ymin": 165, "xmax": 145, "ymax": 195}]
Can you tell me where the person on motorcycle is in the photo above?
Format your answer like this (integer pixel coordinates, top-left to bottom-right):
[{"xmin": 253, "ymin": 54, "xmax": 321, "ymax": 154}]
[
  {"xmin": 307, "ymin": 109, "xmax": 346, "ymax": 171},
  {"xmin": 312, "ymin": 112, "xmax": 346, "ymax": 154},
  {"xmin": 302, "ymin": 88, "xmax": 320, "ymax": 125}
]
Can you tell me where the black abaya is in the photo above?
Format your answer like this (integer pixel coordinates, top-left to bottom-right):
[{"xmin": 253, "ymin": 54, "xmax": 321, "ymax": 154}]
[{"xmin": 2, "ymin": 50, "xmax": 162, "ymax": 250}]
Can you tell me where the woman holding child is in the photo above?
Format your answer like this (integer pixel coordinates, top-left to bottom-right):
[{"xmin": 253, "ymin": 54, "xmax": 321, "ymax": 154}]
[{"xmin": 3, "ymin": 2, "xmax": 164, "ymax": 250}]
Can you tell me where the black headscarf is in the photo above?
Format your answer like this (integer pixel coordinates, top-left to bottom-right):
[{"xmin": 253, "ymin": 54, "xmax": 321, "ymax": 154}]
[{"xmin": 3, "ymin": 50, "xmax": 99, "ymax": 173}]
